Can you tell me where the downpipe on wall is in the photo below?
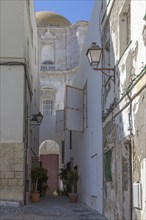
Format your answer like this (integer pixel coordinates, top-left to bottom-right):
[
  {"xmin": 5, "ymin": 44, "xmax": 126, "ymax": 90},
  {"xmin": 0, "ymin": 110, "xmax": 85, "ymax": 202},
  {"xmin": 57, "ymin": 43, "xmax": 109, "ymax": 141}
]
[{"xmin": 126, "ymin": 92, "xmax": 133, "ymax": 220}]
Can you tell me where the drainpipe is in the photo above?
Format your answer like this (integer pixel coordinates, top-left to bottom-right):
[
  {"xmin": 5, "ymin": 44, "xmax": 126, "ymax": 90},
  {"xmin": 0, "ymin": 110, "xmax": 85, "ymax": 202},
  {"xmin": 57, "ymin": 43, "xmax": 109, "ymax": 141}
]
[
  {"xmin": 23, "ymin": 77, "xmax": 28, "ymax": 205},
  {"xmin": 126, "ymin": 92, "xmax": 133, "ymax": 220}
]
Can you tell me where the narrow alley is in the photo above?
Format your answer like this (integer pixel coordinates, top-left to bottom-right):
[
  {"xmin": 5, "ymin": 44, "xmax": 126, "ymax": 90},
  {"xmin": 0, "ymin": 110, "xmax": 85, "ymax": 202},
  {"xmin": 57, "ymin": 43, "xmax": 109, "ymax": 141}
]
[
  {"xmin": 0, "ymin": 0, "xmax": 146, "ymax": 220},
  {"xmin": 0, "ymin": 196, "xmax": 107, "ymax": 220}
]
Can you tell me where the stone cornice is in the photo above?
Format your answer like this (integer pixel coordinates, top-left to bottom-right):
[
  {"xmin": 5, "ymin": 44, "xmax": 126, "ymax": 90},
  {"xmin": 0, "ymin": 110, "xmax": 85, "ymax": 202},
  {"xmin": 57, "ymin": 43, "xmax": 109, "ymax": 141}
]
[{"xmin": 40, "ymin": 67, "xmax": 78, "ymax": 78}]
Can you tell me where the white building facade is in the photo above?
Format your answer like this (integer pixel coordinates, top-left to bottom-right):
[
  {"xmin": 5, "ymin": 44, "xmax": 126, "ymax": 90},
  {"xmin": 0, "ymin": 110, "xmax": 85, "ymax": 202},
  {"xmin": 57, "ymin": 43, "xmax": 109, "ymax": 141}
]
[
  {"xmin": 65, "ymin": 0, "xmax": 103, "ymax": 214},
  {"xmin": 100, "ymin": 1, "xmax": 146, "ymax": 220},
  {"xmin": 0, "ymin": 0, "xmax": 40, "ymax": 205},
  {"xmin": 65, "ymin": 0, "xmax": 146, "ymax": 219}
]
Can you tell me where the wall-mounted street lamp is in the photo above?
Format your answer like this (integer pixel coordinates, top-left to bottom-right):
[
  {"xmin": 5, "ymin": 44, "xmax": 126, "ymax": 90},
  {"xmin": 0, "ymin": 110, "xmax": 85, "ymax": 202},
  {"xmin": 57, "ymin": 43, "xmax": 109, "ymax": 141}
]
[
  {"xmin": 86, "ymin": 42, "xmax": 115, "ymax": 83},
  {"xmin": 30, "ymin": 112, "xmax": 43, "ymax": 125}
]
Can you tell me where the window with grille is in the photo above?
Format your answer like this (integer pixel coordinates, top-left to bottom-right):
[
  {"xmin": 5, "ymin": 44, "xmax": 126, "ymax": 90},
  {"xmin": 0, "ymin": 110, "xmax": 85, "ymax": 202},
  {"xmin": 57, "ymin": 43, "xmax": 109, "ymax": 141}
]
[{"xmin": 43, "ymin": 100, "xmax": 53, "ymax": 115}]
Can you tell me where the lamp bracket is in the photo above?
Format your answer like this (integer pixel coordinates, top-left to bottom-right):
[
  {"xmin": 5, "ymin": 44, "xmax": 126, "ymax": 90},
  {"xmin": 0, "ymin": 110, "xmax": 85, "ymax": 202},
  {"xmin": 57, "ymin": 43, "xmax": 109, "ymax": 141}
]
[{"xmin": 92, "ymin": 67, "xmax": 115, "ymax": 83}]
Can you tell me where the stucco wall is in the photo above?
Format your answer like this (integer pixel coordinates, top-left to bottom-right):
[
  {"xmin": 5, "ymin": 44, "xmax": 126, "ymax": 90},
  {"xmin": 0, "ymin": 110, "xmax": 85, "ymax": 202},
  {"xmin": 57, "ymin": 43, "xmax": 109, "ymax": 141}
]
[
  {"xmin": 0, "ymin": 0, "xmax": 39, "ymax": 205},
  {"xmin": 0, "ymin": 143, "xmax": 25, "ymax": 205},
  {"xmin": 0, "ymin": 0, "xmax": 24, "ymax": 57},
  {"xmin": 24, "ymin": 0, "xmax": 40, "ymax": 157},
  {"xmin": 70, "ymin": 0, "xmax": 103, "ymax": 214},
  {"xmin": 101, "ymin": 0, "xmax": 146, "ymax": 219},
  {"xmin": 0, "ymin": 66, "xmax": 24, "ymax": 143}
]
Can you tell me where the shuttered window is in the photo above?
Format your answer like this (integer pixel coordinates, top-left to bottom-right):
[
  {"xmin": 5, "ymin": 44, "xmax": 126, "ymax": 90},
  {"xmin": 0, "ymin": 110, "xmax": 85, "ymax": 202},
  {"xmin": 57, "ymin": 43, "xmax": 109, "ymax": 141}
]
[{"xmin": 104, "ymin": 149, "xmax": 112, "ymax": 182}]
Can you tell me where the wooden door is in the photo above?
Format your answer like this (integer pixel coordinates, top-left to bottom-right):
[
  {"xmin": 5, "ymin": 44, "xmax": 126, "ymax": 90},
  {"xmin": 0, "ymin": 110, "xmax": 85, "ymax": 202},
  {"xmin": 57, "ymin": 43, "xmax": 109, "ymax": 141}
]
[{"xmin": 40, "ymin": 154, "xmax": 59, "ymax": 195}]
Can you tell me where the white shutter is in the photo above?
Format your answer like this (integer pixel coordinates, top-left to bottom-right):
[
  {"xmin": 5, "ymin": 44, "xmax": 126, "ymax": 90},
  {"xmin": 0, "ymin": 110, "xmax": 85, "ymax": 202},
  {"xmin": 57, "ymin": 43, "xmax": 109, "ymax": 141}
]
[
  {"xmin": 56, "ymin": 109, "xmax": 64, "ymax": 132},
  {"xmin": 65, "ymin": 85, "xmax": 83, "ymax": 132}
]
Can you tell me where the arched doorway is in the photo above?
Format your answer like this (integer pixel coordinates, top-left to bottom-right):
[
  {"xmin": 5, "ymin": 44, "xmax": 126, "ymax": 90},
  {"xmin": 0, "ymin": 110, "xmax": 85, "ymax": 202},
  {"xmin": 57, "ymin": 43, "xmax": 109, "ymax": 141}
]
[{"xmin": 39, "ymin": 140, "xmax": 59, "ymax": 196}]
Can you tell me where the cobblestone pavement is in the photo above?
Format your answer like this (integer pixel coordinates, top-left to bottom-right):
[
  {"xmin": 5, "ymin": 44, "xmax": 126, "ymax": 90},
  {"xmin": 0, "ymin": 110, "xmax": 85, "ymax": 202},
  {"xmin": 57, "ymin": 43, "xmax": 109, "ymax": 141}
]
[{"xmin": 0, "ymin": 196, "xmax": 107, "ymax": 220}]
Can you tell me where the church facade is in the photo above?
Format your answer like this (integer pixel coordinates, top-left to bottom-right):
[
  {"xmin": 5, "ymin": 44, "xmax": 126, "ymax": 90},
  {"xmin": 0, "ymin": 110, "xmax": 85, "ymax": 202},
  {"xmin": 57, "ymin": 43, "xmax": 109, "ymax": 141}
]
[{"xmin": 36, "ymin": 11, "xmax": 88, "ymax": 194}]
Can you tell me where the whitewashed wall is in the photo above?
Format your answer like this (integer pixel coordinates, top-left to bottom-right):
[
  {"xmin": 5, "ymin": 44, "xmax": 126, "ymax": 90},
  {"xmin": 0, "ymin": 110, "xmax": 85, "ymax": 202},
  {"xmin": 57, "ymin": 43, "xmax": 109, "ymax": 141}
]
[
  {"xmin": 0, "ymin": 0, "xmax": 24, "ymax": 57},
  {"xmin": 70, "ymin": 0, "xmax": 103, "ymax": 214},
  {"xmin": 0, "ymin": 0, "xmax": 39, "ymax": 205},
  {"xmin": 27, "ymin": 0, "xmax": 40, "ymax": 156},
  {"xmin": 0, "ymin": 0, "xmax": 25, "ymax": 142},
  {"xmin": 0, "ymin": 66, "xmax": 24, "ymax": 142}
]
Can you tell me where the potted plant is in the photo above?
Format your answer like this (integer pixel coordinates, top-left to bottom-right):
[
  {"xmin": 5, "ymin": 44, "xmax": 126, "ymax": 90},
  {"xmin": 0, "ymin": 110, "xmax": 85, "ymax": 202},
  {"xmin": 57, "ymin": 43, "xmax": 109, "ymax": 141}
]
[
  {"xmin": 59, "ymin": 167, "xmax": 68, "ymax": 194},
  {"xmin": 39, "ymin": 174, "xmax": 48, "ymax": 196},
  {"xmin": 59, "ymin": 167, "xmax": 79, "ymax": 202},
  {"xmin": 31, "ymin": 166, "xmax": 48, "ymax": 202},
  {"xmin": 66, "ymin": 169, "xmax": 79, "ymax": 203}
]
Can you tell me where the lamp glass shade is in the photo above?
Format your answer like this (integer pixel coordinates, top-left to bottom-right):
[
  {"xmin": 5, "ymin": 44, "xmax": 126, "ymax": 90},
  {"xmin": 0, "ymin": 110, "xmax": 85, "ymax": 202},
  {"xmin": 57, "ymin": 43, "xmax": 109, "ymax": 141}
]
[
  {"xmin": 86, "ymin": 43, "xmax": 102, "ymax": 68},
  {"xmin": 87, "ymin": 51, "xmax": 92, "ymax": 64}
]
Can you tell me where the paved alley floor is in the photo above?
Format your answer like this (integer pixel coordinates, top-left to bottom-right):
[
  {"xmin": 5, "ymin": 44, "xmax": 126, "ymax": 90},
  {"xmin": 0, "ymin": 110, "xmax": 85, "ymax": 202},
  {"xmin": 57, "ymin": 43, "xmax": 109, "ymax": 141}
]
[{"xmin": 0, "ymin": 196, "xmax": 107, "ymax": 220}]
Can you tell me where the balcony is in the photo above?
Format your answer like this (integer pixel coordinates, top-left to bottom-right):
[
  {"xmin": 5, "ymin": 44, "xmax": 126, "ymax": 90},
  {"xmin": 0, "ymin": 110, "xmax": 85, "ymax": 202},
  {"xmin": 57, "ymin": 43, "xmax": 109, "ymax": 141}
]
[{"xmin": 40, "ymin": 64, "xmax": 55, "ymax": 72}]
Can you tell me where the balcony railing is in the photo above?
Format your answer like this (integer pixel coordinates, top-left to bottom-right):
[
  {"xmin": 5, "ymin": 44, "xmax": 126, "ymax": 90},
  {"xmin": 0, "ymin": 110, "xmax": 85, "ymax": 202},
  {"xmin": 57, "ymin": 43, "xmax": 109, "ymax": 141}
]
[
  {"xmin": 40, "ymin": 65, "xmax": 55, "ymax": 71},
  {"xmin": 40, "ymin": 63, "xmax": 78, "ymax": 72}
]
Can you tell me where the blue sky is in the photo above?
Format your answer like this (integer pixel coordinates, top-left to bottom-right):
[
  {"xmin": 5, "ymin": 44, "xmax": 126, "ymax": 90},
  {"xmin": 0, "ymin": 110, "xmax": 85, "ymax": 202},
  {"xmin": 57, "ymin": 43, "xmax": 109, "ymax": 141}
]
[{"xmin": 34, "ymin": 0, "xmax": 94, "ymax": 24}]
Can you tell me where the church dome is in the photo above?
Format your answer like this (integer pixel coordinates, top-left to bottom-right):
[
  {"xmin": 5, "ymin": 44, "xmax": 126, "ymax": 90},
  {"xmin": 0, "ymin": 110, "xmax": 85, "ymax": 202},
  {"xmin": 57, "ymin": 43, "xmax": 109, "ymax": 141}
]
[{"xmin": 36, "ymin": 11, "xmax": 71, "ymax": 27}]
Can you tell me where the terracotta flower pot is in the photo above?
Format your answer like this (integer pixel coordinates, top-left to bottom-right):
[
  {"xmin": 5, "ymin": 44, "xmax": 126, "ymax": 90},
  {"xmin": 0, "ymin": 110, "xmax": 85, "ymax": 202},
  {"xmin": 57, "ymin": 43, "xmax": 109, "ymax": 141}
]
[
  {"xmin": 31, "ymin": 192, "xmax": 40, "ymax": 202},
  {"xmin": 68, "ymin": 193, "xmax": 78, "ymax": 203}
]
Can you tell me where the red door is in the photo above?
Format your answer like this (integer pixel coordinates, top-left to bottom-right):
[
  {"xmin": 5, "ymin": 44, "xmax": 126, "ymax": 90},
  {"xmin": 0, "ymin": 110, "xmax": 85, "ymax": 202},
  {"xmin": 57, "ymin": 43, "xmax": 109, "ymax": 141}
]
[{"xmin": 40, "ymin": 154, "xmax": 59, "ymax": 195}]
